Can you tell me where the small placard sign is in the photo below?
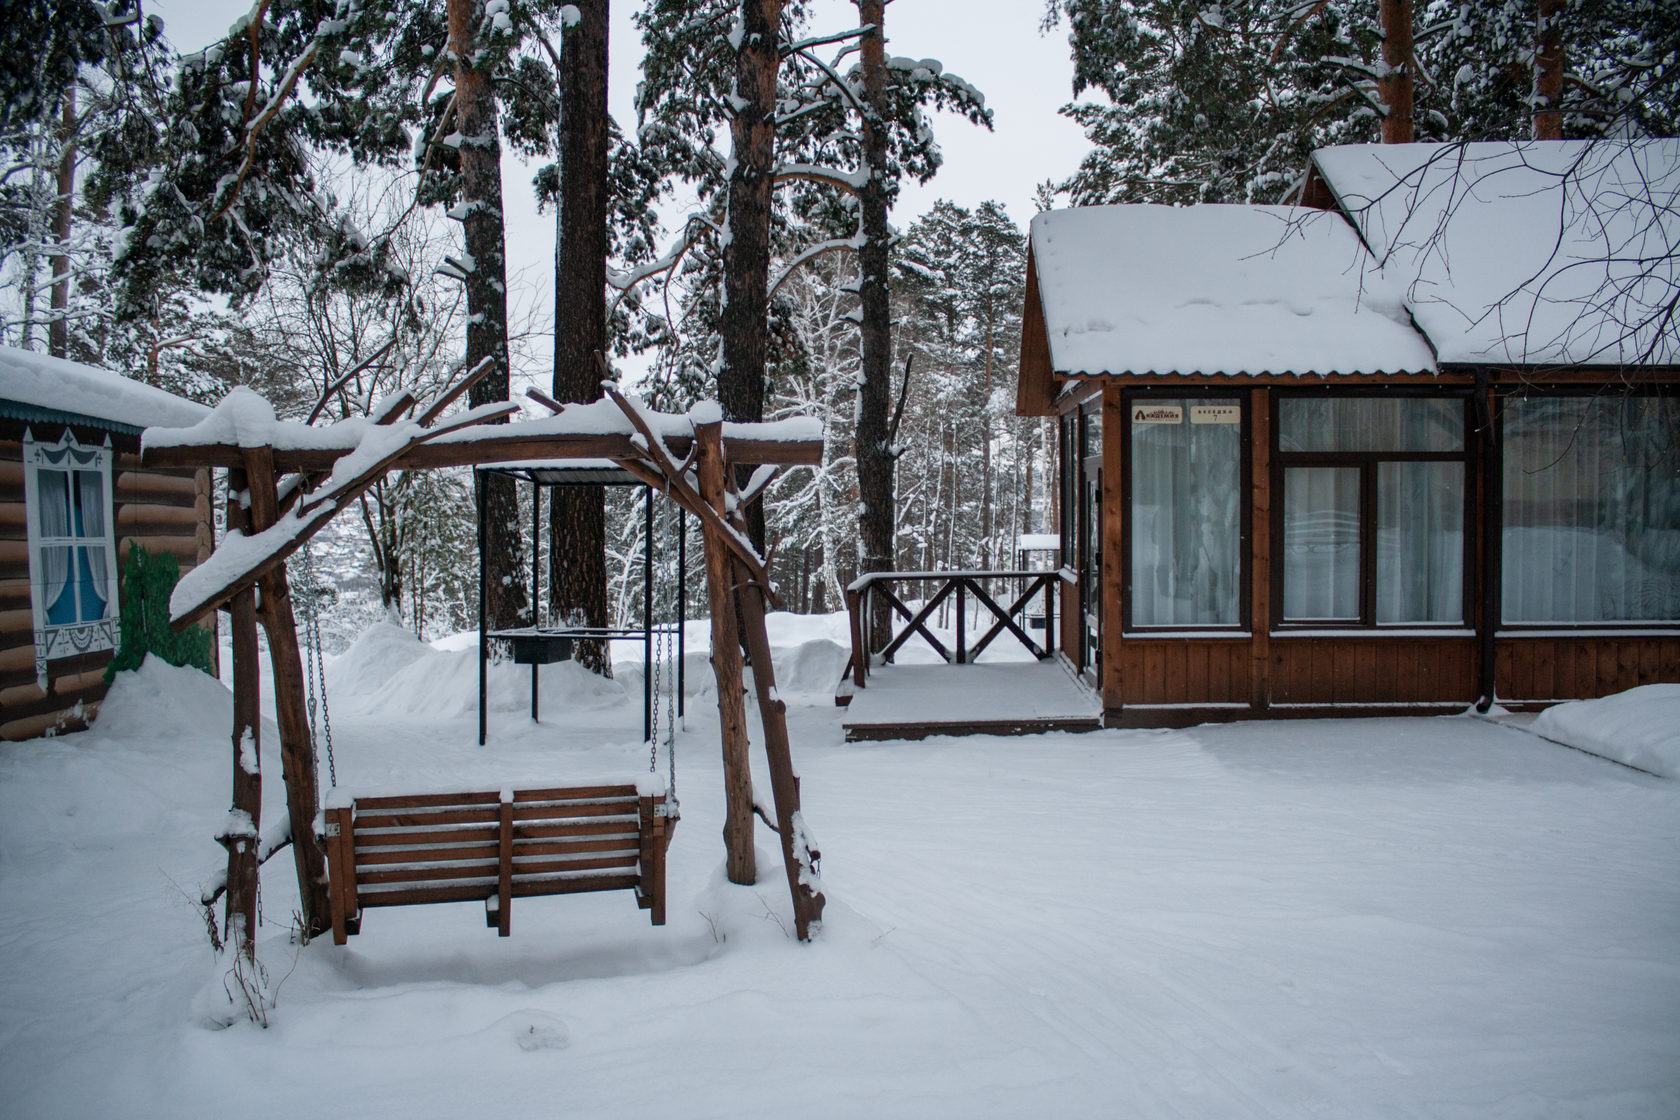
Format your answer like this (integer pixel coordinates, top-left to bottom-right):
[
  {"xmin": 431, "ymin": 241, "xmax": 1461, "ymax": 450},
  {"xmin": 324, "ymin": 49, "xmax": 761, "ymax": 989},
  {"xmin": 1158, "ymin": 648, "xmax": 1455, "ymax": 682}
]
[
  {"xmin": 1130, "ymin": 403, "xmax": 1183, "ymax": 424},
  {"xmin": 1190, "ymin": 403, "xmax": 1241, "ymax": 425}
]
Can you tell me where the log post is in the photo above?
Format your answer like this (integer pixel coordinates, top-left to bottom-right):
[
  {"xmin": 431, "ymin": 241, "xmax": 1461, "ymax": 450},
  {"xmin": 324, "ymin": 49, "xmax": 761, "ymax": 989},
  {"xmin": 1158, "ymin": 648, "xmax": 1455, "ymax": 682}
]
[
  {"xmin": 731, "ymin": 554, "xmax": 826, "ymax": 941},
  {"xmin": 222, "ymin": 470, "xmax": 260, "ymax": 961},
  {"xmin": 696, "ymin": 421, "xmax": 825, "ymax": 940},
  {"xmin": 241, "ymin": 448, "xmax": 332, "ymax": 939},
  {"xmin": 692, "ymin": 419, "xmax": 757, "ymax": 886}
]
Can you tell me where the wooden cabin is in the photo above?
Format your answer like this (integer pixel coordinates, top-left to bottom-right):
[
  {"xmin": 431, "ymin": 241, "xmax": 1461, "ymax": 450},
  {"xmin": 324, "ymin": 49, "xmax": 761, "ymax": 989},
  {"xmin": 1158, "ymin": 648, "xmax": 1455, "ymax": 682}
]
[
  {"xmin": 0, "ymin": 346, "xmax": 213, "ymax": 740},
  {"xmin": 1019, "ymin": 140, "xmax": 1679, "ymax": 727}
]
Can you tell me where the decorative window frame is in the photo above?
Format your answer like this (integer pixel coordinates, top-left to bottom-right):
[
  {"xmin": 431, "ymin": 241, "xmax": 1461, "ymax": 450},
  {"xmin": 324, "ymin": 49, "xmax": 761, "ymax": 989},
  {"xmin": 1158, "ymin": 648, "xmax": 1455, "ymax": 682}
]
[{"xmin": 22, "ymin": 429, "xmax": 120, "ymax": 686}]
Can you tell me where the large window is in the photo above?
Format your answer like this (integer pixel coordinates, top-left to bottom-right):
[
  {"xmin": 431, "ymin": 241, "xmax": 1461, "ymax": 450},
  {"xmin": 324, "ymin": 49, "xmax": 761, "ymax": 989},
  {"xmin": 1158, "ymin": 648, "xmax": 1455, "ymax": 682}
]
[
  {"xmin": 1502, "ymin": 394, "xmax": 1680, "ymax": 624},
  {"xmin": 1128, "ymin": 397, "xmax": 1243, "ymax": 627},
  {"xmin": 1276, "ymin": 397, "xmax": 1467, "ymax": 626},
  {"xmin": 23, "ymin": 430, "xmax": 120, "ymax": 679}
]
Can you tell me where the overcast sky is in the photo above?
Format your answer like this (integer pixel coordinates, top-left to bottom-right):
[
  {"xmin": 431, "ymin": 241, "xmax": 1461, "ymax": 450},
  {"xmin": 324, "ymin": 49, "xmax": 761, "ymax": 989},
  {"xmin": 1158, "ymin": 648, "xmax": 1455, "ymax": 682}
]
[{"xmin": 142, "ymin": 0, "xmax": 1091, "ymax": 377}]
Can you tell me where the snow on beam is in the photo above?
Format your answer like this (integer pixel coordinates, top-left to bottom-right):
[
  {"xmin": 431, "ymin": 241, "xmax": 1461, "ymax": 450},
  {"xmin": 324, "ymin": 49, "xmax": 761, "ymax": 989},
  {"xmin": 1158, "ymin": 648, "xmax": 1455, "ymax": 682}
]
[
  {"xmin": 143, "ymin": 396, "xmax": 823, "ymax": 471},
  {"xmin": 165, "ymin": 401, "xmax": 517, "ymax": 630}
]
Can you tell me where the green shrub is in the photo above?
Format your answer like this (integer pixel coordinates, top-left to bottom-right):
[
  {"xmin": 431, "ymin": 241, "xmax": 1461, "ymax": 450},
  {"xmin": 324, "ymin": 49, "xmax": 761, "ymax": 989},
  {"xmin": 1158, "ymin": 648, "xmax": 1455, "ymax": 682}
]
[{"xmin": 105, "ymin": 542, "xmax": 215, "ymax": 682}]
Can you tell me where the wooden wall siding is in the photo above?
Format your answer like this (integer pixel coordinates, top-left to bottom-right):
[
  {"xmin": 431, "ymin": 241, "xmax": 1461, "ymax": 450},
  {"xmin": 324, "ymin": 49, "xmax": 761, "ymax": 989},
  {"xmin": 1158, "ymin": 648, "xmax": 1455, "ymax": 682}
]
[
  {"xmin": 1115, "ymin": 640, "xmax": 1252, "ymax": 705},
  {"xmin": 0, "ymin": 439, "xmax": 209, "ymax": 741},
  {"xmin": 1100, "ymin": 385, "xmax": 1126, "ymax": 709},
  {"xmin": 1060, "ymin": 566, "xmax": 1080, "ymax": 663},
  {"xmin": 1496, "ymin": 636, "xmax": 1680, "ymax": 705},
  {"xmin": 1267, "ymin": 638, "xmax": 1479, "ymax": 706}
]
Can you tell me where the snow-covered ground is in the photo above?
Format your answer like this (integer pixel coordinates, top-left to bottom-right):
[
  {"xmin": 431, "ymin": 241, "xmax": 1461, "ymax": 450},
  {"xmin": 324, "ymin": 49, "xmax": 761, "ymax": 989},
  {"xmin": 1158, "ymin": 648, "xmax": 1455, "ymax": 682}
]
[
  {"xmin": 1531, "ymin": 684, "xmax": 1680, "ymax": 778},
  {"xmin": 2, "ymin": 617, "xmax": 1677, "ymax": 1119}
]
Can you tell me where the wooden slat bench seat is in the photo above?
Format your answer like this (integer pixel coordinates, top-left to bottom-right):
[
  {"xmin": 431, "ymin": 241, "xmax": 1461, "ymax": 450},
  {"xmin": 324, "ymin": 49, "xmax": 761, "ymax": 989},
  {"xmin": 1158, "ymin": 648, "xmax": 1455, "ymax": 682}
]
[{"xmin": 321, "ymin": 784, "xmax": 674, "ymax": 945}]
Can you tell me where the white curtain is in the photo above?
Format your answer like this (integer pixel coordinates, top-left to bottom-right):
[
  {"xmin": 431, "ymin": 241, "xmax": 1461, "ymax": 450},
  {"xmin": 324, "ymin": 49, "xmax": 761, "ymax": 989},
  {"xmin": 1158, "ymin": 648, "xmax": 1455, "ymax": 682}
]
[
  {"xmin": 1376, "ymin": 462, "xmax": 1464, "ymax": 623},
  {"xmin": 1503, "ymin": 396, "xmax": 1680, "ymax": 622},
  {"xmin": 34, "ymin": 469, "xmax": 72, "ymax": 620},
  {"xmin": 1130, "ymin": 404, "xmax": 1241, "ymax": 626},
  {"xmin": 1283, "ymin": 467, "xmax": 1360, "ymax": 619},
  {"xmin": 1280, "ymin": 398, "xmax": 1462, "ymax": 453},
  {"xmin": 77, "ymin": 470, "xmax": 109, "ymax": 617}
]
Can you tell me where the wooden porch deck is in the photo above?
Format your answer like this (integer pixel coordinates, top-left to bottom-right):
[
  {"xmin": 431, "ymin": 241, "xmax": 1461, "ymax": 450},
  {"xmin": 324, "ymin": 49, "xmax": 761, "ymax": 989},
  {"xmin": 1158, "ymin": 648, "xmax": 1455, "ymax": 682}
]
[{"xmin": 840, "ymin": 659, "xmax": 1101, "ymax": 742}]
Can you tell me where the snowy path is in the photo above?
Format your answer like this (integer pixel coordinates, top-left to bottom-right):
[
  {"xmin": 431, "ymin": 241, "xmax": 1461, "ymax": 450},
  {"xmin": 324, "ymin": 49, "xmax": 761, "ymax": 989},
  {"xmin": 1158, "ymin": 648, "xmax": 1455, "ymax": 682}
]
[{"xmin": 1, "ymin": 641, "xmax": 1677, "ymax": 1118}]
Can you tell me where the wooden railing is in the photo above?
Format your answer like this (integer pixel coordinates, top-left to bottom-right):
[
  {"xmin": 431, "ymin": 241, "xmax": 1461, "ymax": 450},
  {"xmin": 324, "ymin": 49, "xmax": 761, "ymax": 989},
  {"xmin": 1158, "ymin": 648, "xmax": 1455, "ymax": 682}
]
[{"xmin": 842, "ymin": 570, "xmax": 1071, "ymax": 693}]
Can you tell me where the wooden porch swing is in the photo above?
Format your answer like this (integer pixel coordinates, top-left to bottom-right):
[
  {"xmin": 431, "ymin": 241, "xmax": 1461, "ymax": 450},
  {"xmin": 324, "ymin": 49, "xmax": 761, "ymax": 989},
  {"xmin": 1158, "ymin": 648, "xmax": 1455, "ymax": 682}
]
[{"xmin": 142, "ymin": 360, "xmax": 828, "ymax": 961}]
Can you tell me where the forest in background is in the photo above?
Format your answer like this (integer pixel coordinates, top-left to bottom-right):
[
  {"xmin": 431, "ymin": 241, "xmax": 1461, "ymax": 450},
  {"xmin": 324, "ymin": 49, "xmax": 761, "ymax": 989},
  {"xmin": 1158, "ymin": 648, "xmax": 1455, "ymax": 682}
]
[{"xmin": 1, "ymin": 0, "xmax": 1674, "ymax": 649}]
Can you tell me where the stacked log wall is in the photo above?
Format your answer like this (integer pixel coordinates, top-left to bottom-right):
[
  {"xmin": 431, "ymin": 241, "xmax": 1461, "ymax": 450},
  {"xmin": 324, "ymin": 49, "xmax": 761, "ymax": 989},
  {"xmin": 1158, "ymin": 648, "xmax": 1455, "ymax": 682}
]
[{"xmin": 0, "ymin": 437, "xmax": 211, "ymax": 740}]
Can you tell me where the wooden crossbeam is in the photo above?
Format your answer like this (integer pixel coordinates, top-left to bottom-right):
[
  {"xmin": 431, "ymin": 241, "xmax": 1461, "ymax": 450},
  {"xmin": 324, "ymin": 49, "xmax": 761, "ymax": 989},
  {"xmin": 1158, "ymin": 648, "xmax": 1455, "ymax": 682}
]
[
  {"xmin": 876, "ymin": 582, "xmax": 954, "ymax": 663},
  {"xmin": 168, "ymin": 402, "xmax": 516, "ymax": 630},
  {"xmin": 599, "ymin": 384, "xmax": 778, "ymax": 605},
  {"xmin": 144, "ymin": 428, "xmax": 821, "ymax": 473},
  {"xmin": 964, "ymin": 576, "xmax": 1048, "ymax": 660}
]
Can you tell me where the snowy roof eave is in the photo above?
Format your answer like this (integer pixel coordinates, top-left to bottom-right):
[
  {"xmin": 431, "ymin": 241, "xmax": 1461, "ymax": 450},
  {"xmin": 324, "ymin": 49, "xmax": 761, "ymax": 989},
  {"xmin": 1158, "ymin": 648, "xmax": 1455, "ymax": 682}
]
[
  {"xmin": 0, "ymin": 345, "xmax": 210, "ymax": 433},
  {"xmin": 1311, "ymin": 139, "xmax": 1680, "ymax": 368},
  {"xmin": 1027, "ymin": 204, "xmax": 1439, "ymax": 382}
]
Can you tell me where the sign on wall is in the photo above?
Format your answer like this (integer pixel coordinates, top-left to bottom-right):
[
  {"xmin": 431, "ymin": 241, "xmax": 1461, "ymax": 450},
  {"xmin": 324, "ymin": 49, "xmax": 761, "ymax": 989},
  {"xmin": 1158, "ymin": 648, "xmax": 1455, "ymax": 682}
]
[
  {"xmin": 1190, "ymin": 403, "xmax": 1241, "ymax": 424},
  {"xmin": 1130, "ymin": 404, "xmax": 1183, "ymax": 424}
]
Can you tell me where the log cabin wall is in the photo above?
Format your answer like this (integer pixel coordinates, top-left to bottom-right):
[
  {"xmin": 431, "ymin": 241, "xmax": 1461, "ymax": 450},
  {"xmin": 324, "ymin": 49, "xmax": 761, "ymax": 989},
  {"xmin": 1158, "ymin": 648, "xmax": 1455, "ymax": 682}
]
[{"xmin": 0, "ymin": 430, "xmax": 212, "ymax": 741}]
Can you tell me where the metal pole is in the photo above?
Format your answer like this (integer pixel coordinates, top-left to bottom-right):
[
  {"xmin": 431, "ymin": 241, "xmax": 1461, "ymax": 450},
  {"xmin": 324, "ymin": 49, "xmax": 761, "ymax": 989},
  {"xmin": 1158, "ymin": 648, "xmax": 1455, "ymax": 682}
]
[
  {"xmin": 531, "ymin": 478, "xmax": 540, "ymax": 723},
  {"xmin": 643, "ymin": 484, "xmax": 654, "ymax": 743},
  {"xmin": 677, "ymin": 505, "xmax": 686, "ymax": 719},
  {"xmin": 477, "ymin": 469, "xmax": 488, "ymax": 746}
]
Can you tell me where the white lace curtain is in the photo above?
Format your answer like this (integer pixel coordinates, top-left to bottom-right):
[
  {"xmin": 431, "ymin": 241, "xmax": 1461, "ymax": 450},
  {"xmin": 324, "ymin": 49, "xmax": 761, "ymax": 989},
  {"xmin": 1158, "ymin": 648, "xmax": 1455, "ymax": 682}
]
[
  {"xmin": 34, "ymin": 469, "xmax": 72, "ymax": 620},
  {"xmin": 77, "ymin": 470, "xmax": 109, "ymax": 613}
]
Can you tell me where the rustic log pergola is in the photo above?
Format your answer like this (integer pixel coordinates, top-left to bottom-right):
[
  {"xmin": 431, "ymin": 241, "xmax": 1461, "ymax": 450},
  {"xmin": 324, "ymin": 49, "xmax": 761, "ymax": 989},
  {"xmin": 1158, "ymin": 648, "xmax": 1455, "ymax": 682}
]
[{"xmin": 142, "ymin": 364, "xmax": 827, "ymax": 958}]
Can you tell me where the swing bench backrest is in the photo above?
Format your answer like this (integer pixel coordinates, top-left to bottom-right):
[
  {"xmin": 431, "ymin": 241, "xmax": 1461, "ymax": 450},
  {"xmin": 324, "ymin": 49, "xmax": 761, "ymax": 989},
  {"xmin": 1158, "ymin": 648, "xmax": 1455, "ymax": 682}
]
[{"xmin": 322, "ymin": 784, "xmax": 673, "ymax": 945}]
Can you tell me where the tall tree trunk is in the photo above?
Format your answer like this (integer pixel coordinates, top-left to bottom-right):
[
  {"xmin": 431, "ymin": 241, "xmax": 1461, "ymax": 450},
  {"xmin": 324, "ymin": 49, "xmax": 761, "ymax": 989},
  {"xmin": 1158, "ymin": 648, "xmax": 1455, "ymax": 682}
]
[
  {"xmin": 1533, "ymin": 0, "xmax": 1565, "ymax": 140},
  {"xmin": 448, "ymin": 0, "xmax": 526, "ymax": 630},
  {"xmin": 856, "ymin": 0, "xmax": 895, "ymax": 648},
  {"xmin": 551, "ymin": 0, "xmax": 612, "ymax": 673},
  {"xmin": 49, "ymin": 86, "xmax": 75, "ymax": 359},
  {"xmin": 721, "ymin": 0, "xmax": 783, "ymax": 553},
  {"xmin": 1378, "ymin": 0, "xmax": 1414, "ymax": 144},
  {"xmin": 18, "ymin": 136, "xmax": 42, "ymax": 349}
]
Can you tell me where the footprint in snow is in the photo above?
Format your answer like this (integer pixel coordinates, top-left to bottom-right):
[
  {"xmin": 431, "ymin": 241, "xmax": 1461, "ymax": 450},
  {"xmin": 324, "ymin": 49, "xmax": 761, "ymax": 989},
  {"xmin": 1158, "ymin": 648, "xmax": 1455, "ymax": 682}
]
[{"xmin": 497, "ymin": 1010, "xmax": 570, "ymax": 1052}]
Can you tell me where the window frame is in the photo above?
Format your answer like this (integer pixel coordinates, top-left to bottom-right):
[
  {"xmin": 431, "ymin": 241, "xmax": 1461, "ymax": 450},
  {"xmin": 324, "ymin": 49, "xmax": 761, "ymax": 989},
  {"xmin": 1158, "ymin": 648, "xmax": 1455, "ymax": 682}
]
[
  {"xmin": 1270, "ymin": 390, "xmax": 1476, "ymax": 631},
  {"xmin": 1495, "ymin": 385, "xmax": 1680, "ymax": 631},
  {"xmin": 22, "ymin": 428, "xmax": 121, "ymax": 682},
  {"xmin": 1120, "ymin": 387, "xmax": 1251, "ymax": 634}
]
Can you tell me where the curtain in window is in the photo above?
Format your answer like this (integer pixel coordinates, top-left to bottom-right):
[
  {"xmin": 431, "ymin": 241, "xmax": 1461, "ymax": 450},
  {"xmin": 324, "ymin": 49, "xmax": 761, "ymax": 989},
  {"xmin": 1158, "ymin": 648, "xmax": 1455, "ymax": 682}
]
[
  {"xmin": 1503, "ymin": 396, "xmax": 1680, "ymax": 622},
  {"xmin": 1377, "ymin": 462, "xmax": 1463, "ymax": 622},
  {"xmin": 1280, "ymin": 398, "xmax": 1462, "ymax": 453},
  {"xmin": 34, "ymin": 468, "xmax": 72, "ymax": 619},
  {"xmin": 1130, "ymin": 403, "xmax": 1241, "ymax": 626},
  {"xmin": 1283, "ymin": 467, "xmax": 1360, "ymax": 619},
  {"xmin": 76, "ymin": 470, "xmax": 109, "ymax": 617}
]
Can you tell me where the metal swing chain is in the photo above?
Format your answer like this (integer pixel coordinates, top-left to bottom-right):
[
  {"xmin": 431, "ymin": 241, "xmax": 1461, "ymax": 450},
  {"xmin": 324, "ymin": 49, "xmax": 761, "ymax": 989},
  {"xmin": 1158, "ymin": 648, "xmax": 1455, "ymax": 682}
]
[{"xmin": 296, "ymin": 541, "xmax": 337, "ymax": 789}]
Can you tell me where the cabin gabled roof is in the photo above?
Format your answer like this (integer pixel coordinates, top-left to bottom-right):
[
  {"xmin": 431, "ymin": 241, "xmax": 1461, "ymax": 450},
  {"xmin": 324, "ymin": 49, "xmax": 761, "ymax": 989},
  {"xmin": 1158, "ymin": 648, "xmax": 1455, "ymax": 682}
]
[
  {"xmin": 1020, "ymin": 204, "xmax": 1436, "ymax": 400},
  {"xmin": 0, "ymin": 345, "xmax": 209, "ymax": 435},
  {"xmin": 1311, "ymin": 139, "xmax": 1680, "ymax": 368}
]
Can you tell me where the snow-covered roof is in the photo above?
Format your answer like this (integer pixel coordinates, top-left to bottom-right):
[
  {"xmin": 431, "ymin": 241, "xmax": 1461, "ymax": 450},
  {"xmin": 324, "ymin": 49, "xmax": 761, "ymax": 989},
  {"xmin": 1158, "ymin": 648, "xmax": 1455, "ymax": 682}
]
[
  {"xmin": 0, "ymin": 345, "xmax": 209, "ymax": 433},
  {"xmin": 1028, "ymin": 204, "xmax": 1436, "ymax": 378},
  {"xmin": 1312, "ymin": 139, "xmax": 1680, "ymax": 367}
]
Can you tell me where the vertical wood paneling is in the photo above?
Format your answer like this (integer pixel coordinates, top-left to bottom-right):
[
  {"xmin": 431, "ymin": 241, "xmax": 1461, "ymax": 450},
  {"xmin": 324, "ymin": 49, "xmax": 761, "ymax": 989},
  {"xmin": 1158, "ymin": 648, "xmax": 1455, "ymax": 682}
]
[
  {"xmin": 1208, "ymin": 642, "xmax": 1230, "ymax": 700},
  {"xmin": 1250, "ymin": 388, "xmax": 1271, "ymax": 709},
  {"xmin": 1497, "ymin": 636, "xmax": 1679, "ymax": 702},
  {"xmin": 1101, "ymin": 386, "xmax": 1125, "ymax": 709}
]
